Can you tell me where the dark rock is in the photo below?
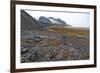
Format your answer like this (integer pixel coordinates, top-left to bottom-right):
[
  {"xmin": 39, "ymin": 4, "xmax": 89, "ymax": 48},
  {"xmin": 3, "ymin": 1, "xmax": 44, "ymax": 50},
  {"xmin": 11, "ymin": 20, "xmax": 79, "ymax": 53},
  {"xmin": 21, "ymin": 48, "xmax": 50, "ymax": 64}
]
[
  {"xmin": 29, "ymin": 52, "xmax": 38, "ymax": 61},
  {"xmin": 33, "ymin": 36, "xmax": 43, "ymax": 42},
  {"xmin": 22, "ymin": 44, "xmax": 33, "ymax": 49},
  {"xmin": 21, "ymin": 47, "xmax": 29, "ymax": 53}
]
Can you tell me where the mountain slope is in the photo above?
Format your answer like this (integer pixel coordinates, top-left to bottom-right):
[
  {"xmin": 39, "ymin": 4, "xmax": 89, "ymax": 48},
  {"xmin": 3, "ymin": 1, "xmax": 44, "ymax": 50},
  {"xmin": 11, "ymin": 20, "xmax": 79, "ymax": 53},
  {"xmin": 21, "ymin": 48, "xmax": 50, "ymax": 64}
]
[{"xmin": 21, "ymin": 10, "xmax": 46, "ymax": 31}]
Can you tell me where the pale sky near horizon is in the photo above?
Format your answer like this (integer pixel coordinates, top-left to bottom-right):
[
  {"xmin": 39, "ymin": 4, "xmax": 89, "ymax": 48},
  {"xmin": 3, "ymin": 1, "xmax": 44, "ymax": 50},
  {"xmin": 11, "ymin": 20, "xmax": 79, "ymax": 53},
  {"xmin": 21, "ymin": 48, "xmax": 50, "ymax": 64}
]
[{"xmin": 25, "ymin": 10, "xmax": 90, "ymax": 27}]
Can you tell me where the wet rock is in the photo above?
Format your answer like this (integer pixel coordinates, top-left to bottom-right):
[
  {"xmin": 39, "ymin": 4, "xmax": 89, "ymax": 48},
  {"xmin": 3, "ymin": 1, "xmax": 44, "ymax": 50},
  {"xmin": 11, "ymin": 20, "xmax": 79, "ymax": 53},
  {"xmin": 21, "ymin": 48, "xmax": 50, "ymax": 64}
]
[
  {"xmin": 33, "ymin": 36, "xmax": 43, "ymax": 42},
  {"xmin": 29, "ymin": 53, "xmax": 38, "ymax": 61},
  {"xmin": 28, "ymin": 49, "xmax": 38, "ymax": 61},
  {"xmin": 21, "ymin": 47, "xmax": 29, "ymax": 53}
]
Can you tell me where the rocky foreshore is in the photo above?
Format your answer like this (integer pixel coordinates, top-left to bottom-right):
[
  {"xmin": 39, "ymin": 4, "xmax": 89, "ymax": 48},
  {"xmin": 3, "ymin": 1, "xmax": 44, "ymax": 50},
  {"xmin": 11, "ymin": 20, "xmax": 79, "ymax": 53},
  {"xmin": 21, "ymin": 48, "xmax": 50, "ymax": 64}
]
[{"xmin": 21, "ymin": 30, "xmax": 89, "ymax": 63}]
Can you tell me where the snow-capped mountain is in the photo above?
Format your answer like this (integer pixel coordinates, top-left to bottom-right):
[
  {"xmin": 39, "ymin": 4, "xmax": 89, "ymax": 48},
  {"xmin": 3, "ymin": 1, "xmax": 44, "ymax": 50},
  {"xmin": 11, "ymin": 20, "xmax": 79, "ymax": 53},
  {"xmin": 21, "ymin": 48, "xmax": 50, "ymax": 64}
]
[{"xmin": 38, "ymin": 16, "xmax": 70, "ymax": 26}]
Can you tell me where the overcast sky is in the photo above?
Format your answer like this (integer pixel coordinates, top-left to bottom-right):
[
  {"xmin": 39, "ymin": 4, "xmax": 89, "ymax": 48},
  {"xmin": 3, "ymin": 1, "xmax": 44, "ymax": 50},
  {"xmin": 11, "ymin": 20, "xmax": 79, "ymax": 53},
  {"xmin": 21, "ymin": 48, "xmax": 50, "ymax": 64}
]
[{"xmin": 25, "ymin": 10, "xmax": 90, "ymax": 27}]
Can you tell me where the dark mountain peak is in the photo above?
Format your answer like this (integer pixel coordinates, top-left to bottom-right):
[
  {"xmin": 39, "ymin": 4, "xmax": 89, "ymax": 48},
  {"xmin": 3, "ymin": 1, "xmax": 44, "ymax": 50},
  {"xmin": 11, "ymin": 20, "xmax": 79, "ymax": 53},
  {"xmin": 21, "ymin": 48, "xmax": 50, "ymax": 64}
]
[
  {"xmin": 38, "ymin": 16, "xmax": 52, "ymax": 24},
  {"xmin": 57, "ymin": 18, "xmax": 66, "ymax": 24},
  {"xmin": 39, "ymin": 16, "xmax": 47, "ymax": 19},
  {"xmin": 49, "ymin": 17, "xmax": 55, "ymax": 20}
]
